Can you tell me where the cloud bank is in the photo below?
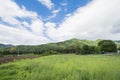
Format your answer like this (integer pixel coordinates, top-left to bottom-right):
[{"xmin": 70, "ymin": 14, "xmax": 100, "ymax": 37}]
[{"xmin": 46, "ymin": 0, "xmax": 120, "ymax": 41}]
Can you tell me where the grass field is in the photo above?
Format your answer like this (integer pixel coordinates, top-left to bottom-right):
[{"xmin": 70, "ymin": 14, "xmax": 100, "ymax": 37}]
[{"xmin": 0, "ymin": 54, "xmax": 120, "ymax": 80}]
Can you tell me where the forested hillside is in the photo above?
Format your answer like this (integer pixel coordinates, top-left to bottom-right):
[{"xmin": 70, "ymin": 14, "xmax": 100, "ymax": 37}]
[{"xmin": 0, "ymin": 38, "xmax": 119, "ymax": 55}]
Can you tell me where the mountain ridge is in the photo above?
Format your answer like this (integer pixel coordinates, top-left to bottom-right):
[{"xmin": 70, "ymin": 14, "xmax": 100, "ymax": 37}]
[
  {"xmin": 0, "ymin": 44, "xmax": 13, "ymax": 48},
  {"xmin": 0, "ymin": 38, "xmax": 120, "ymax": 47}
]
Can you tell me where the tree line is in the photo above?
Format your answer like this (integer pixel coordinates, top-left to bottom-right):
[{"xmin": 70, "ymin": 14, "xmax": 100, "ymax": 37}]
[{"xmin": 0, "ymin": 40, "xmax": 119, "ymax": 55}]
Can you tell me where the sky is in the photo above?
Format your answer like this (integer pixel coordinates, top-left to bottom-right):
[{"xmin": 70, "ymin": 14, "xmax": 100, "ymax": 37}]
[{"xmin": 0, "ymin": 0, "xmax": 120, "ymax": 45}]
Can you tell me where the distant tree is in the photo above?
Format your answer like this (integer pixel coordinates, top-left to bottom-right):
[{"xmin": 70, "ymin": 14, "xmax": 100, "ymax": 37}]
[
  {"xmin": 66, "ymin": 45, "xmax": 81, "ymax": 53},
  {"xmin": 98, "ymin": 40, "xmax": 117, "ymax": 53},
  {"xmin": 89, "ymin": 46, "xmax": 96, "ymax": 54},
  {"xmin": 95, "ymin": 46, "xmax": 100, "ymax": 54},
  {"xmin": 81, "ymin": 45, "xmax": 90, "ymax": 54},
  {"xmin": 42, "ymin": 50, "xmax": 58, "ymax": 56}
]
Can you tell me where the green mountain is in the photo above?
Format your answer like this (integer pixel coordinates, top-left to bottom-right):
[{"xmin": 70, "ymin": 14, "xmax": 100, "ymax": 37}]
[
  {"xmin": 0, "ymin": 38, "xmax": 120, "ymax": 55},
  {"xmin": 0, "ymin": 44, "xmax": 13, "ymax": 48}
]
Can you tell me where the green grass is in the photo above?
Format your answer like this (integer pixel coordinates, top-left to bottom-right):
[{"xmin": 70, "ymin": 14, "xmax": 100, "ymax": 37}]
[{"xmin": 0, "ymin": 54, "xmax": 120, "ymax": 80}]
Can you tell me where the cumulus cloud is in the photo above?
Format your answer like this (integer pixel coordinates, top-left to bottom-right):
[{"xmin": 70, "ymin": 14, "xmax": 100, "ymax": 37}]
[
  {"xmin": 38, "ymin": 0, "xmax": 54, "ymax": 10},
  {"xmin": 0, "ymin": 0, "xmax": 50, "ymax": 45},
  {"xmin": 30, "ymin": 19, "xmax": 44, "ymax": 36},
  {"xmin": 46, "ymin": 0, "xmax": 120, "ymax": 41},
  {"xmin": 45, "ymin": 22, "xmax": 57, "ymax": 40},
  {"xmin": 0, "ymin": 0, "xmax": 38, "ymax": 26},
  {"xmin": 0, "ymin": 24, "xmax": 49, "ymax": 45}
]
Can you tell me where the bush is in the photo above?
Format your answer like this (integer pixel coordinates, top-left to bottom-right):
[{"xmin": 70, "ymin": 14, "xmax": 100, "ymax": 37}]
[{"xmin": 42, "ymin": 50, "xmax": 59, "ymax": 56}]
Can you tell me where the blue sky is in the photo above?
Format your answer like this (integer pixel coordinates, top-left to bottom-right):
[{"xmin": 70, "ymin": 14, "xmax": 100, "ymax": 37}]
[
  {"xmin": 0, "ymin": 0, "xmax": 120, "ymax": 45},
  {"xmin": 14, "ymin": 0, "xmax": 91, "ymax": 23}
]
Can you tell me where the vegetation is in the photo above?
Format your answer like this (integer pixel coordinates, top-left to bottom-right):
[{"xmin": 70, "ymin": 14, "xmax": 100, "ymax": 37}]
[
  {"xmin": 81, "ymin": 45, "xmax": 90, "ymax": 54},
  {"xmin": 0, "ymin": 44, "xmax": 13, "ymax": 49},
  {"xmin": 98, "ymin": 40, "xmax": 117, "ymax": 53},
  {"xmin": 118, "ymin": 47, "xmax": 120, "ymax": 50},
  {"xmin": 115, "ymin": 40, "xmax": 120, "ymax": 47},
  {"xmin": 0, "ymin": 54, "xmax": 120, "ymax": 80},
  {"xmin": 0, "ymin": 39, "xmax": 119, "ymax": 80},
  {"xmin": 0, "ymin": 39, "xmax": 119, "ymax": 56}
]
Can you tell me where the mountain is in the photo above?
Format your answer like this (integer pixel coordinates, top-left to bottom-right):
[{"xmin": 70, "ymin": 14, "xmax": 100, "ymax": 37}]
[
  {"xmin": 0, "ymin": 38, "xmax": 99, "ymax": 54},
  {"xmin": 61, "ymin": 38, "xmax": 98, "ymax": 46},
  {"xmin": 0, "ymin": 38, "xmax": 119, "ymax": 55},
  {"xmin": 1, "ymin": 39, "xmax": 119, "ymax": 50},
  {"xmin": 0, "ymin": 44, "xmax": 13, "ymax": 48}
]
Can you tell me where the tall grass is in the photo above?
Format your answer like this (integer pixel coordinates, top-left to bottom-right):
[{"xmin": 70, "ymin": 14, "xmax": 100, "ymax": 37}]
[{"xmin": 0, "ymin": 54, "xmax": 120, "ymax": 80}]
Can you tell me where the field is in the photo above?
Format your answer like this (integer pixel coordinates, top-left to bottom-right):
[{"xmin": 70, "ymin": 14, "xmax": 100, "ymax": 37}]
[{"xmin": 0, "ymin": 54, "xmax": 120, "ymax": 80}]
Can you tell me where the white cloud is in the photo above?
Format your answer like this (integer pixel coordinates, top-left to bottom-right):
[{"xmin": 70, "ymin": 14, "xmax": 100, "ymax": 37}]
[
  {"xmin": 65, "ymin": 13, "xmax": 72, "ymax": 17},
  {"xmin": 0, "ymin": 24, "xmax": 49, "ymax": 45},
  {"xmin": 0, "ymin": 0, "xmax": 38, "ymax": 27},
  {"xmin": 22, "ymin": 22, "xmax": 29, "ymax": 27},
  {"xmin": 30, "ymin": 19, "xmax": 44, "ymax": 36},
  {"xmin": 45, "ymin": 22, "xmax": 57, "ymax": 40},
  {"xmin": 0, "ymin": 0, "xmax": 50, "ymax": 45},
  {"xmin": 61, "ymin": 2, "xmax": 67, "ymax": 6},
  {"xmin": 45, "ymin": 0, "xmax": 120, "ymax": 41},
  {"xmin": 44, "ymin": 8, "xmax": 61, "ymax": 21},
  {"xmin": 52, "ymin": 9, "xmax": 61, "ymax": 14},
  {"xmin": 38, "ymin": 0, "xmax": 54, "ymax": 10}
]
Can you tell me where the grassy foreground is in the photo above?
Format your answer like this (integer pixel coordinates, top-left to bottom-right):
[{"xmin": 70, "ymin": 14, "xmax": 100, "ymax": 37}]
[{"xmin": 0, "ymin": 54, "xmax": 120, "ymax": 80}]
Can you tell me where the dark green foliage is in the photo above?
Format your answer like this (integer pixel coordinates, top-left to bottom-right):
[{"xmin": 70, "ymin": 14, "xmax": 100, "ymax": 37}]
[
  {"xmin": 89, "ymin": 46, "xmax": 96, "ymax": 54},
  {"xmin": 98, "ymin": 40, "xmax": 117, "ymax": 53},
  {"xmin": 81, "ymin": 45, "xmax": 90, "ymax": 54},
  {"xmin": 42, "ymin": 50, "xmax": 58, "ymax": 56},
  {"xmin": 80, "ymin": 45, "xmax": 98, "ymax": 54},
  {"xmin": 94, "ymin": 46, "xmax": 100, "ymax": 54}
]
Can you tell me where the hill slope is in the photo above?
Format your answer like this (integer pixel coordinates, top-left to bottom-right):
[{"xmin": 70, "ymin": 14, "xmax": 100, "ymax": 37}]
[
  {"xmin": 0, "ymin": 38, "xmax": 120, "ymax": 55},
  {"xmin": 1, "ymin": 38, "xmax": 99, "ymax": 54}
]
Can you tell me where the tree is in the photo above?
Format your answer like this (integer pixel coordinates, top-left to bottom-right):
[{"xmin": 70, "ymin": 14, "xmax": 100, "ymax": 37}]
[
  {"xmin": 98, "ymin": 40, "xmax": 117, "ymax": 53},
  {"xmin": 89, "ymin": 46, "xmax": 96, "ymax": 54},
  {"xmin": 81, "ymin": 45, "xmax": 90, "ymax": 54},
  {"xmin": 95, "ymin": 46, "xmax": 100, "ymax": 54}
]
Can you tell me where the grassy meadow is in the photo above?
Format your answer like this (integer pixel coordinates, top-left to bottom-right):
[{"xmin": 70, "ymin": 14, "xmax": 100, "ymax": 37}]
[{"xmin": 0, "ymin": 54, "xmax": 120, "ymax": 80}]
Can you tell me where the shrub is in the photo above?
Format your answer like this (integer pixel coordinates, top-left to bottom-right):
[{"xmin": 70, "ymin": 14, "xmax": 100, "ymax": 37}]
[{"xmin": 42, "ymin": 50, "xmax": 59, "ymax": 56}]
